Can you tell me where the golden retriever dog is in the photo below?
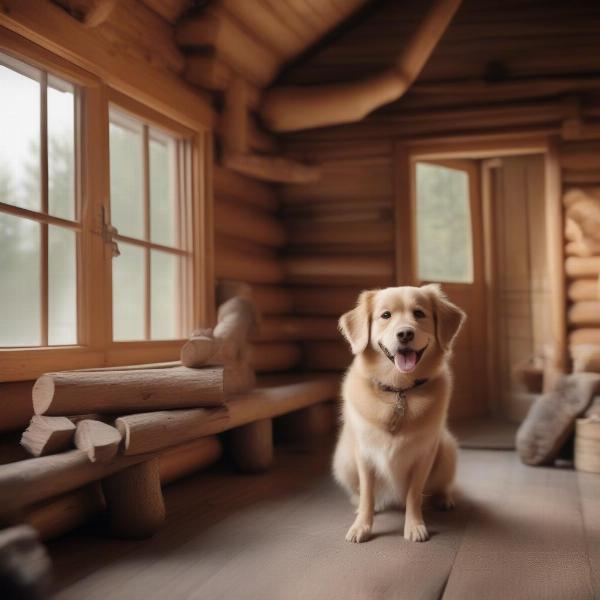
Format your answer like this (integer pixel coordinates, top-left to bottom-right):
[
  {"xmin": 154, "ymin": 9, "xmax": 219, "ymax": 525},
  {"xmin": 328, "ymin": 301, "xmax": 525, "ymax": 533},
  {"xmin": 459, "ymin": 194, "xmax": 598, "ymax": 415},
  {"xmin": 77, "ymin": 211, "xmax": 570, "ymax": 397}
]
[{"xmin": 333, "ymin": 284, "xmax": 465, "ymax": 543}]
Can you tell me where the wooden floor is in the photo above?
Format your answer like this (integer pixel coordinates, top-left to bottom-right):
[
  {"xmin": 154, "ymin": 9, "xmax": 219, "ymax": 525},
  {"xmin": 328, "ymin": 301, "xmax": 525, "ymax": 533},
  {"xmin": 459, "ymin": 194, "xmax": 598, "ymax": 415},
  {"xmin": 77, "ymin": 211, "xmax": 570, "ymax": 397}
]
[{"xmin": 49, "ymin": 439, "xmax": 600, "ymax": 600}]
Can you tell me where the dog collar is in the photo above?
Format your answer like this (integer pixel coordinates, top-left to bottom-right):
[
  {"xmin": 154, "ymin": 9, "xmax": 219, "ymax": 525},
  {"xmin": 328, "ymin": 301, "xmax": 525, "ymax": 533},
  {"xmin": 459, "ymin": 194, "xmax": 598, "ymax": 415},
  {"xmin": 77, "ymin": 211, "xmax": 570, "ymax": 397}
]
[{"xmin": 372, "ymin": 378, "xmax": 429, "ymax": 433}]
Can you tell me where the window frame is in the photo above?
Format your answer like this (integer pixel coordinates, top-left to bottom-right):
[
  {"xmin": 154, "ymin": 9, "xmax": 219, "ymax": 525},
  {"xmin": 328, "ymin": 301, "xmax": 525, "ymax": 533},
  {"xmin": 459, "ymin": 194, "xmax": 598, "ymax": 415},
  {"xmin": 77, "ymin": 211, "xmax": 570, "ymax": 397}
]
[
  {"xmin": 0, "ymin": 36, "xmax": 212, "ymax": 382},
  {"xmin": 106, "ymin": 91, "xmax": 196, "ymax": 346},
  {"xmin": 412, "ymin": 158, "xmax": 476, "ymax": 285},
  {"xmin": 0, "ymin": 50, "xmax": 83, "ymax": 349}
]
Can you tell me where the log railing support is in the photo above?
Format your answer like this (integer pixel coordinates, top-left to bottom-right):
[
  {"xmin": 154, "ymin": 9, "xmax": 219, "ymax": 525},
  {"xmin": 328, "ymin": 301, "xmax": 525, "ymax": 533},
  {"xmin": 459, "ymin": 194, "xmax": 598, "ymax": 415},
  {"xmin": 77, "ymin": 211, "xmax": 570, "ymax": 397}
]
[
  {"xmin": 101, "ymin": 458, "xmax": 165, "ymax": 539},
  {"xmin": 228, "ymin": 418, "xmax": 273, "ymax": 473}
]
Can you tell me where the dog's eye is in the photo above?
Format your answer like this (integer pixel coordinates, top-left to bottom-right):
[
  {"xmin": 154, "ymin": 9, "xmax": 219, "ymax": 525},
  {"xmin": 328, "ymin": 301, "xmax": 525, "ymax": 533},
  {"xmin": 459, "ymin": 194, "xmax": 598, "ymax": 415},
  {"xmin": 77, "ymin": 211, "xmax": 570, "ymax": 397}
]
[
  {"xmin": 413, "ymin": 309, "xmax": 426, "ymax": 319},
  {"xmin": 380, "ymin": 311, "xmax": 391, "ymax": 319}
]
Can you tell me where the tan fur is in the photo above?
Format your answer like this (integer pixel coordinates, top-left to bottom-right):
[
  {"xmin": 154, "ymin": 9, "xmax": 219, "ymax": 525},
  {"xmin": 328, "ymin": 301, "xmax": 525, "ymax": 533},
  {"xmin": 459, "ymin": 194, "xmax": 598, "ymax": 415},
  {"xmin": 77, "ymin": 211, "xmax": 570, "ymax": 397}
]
[{"xmin": 333, "ymin": 284, "xmax": 465, "ymax": 543}]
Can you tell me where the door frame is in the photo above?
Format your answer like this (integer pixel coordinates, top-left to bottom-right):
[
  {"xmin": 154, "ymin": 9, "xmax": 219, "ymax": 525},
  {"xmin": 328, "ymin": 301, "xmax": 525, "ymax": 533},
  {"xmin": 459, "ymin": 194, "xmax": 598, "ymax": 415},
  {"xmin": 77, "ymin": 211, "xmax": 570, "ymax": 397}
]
[{"xmin": 393, "ymin": 134, "xmax": 567, "ymax": 395}]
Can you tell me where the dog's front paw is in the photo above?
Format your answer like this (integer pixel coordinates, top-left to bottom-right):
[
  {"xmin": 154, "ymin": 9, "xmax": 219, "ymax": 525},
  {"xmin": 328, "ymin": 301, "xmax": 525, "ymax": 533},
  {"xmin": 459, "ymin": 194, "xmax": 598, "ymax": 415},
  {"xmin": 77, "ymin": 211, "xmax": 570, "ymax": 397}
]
[
  {"xmin": 404, "ymin": 522, "xmax": 429, "ymax": 542},
  {"xmin": 345, "ymin": 521, "xmax": 372, "ymax": 543}
]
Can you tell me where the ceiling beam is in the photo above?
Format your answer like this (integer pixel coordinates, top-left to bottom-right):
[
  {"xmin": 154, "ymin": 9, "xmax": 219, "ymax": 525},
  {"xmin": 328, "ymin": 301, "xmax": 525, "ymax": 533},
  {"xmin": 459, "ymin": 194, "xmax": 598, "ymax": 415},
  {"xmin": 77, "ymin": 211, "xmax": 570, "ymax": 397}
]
[{"xmin": 259, "ymin": 0, "xmax": 462, "ymax": 133}]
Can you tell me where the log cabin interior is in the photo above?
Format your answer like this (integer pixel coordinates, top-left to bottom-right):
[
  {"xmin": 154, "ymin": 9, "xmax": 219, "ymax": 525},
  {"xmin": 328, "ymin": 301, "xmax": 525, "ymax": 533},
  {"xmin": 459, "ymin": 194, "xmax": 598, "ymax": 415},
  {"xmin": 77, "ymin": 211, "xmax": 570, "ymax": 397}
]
[{"xmin": 1, "ymin": 0, "xmax": 600, "ymax": 598}]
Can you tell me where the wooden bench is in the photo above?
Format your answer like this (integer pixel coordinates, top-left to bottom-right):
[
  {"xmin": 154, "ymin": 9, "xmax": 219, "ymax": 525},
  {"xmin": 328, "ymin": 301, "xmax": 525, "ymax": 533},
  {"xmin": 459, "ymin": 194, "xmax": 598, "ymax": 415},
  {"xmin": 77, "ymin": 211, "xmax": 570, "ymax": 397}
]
[{"xmin": 0, "ymin": 374, "xmax": 339, "ymax": 539}]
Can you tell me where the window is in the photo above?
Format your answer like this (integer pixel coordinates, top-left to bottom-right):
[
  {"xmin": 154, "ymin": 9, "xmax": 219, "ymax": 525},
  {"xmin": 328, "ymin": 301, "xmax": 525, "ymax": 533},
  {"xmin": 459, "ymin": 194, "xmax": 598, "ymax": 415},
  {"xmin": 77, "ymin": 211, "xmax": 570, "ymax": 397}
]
[
  {"xmin": 415, "ymin": 161, "xmax": 474, "ymax": 284},
  {"xmin": 108, "ymin": 107, "xmax": 192, "ymax": 342},
  {"xmin": 0, "ymin": 39, "xmax": 208, "ymax": 382},
  {"xmin": 0, "ymin": 52, "xmax": 79, "ymax": 347}
]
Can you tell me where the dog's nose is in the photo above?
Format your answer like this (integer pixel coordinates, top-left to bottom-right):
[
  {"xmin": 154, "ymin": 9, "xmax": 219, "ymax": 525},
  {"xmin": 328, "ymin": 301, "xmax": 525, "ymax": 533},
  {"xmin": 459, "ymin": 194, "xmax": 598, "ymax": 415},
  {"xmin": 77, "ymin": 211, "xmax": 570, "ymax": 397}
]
[{"xmin": 397, "ymin": 328, "xmax": 415, "ymax": 344}]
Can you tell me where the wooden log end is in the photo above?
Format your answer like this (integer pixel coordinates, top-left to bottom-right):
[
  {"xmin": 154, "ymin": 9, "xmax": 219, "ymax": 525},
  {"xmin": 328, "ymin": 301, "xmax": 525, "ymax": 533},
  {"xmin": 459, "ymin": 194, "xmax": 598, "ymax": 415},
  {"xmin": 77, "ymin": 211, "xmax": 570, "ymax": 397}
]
[
  {"xmin": 180, "ymin": 336, "xmax": 220, "ymax": 368},
  {"xmin": 74, "ymin": 420, "xmax": 122, "ymax": 463},
  {"xmin": 31, "ymin": 375, "xmax": 55, "ymax": 416},
  {"xmin": 20, "ymin": 415, "xmax": 76, "ymax": 457}
]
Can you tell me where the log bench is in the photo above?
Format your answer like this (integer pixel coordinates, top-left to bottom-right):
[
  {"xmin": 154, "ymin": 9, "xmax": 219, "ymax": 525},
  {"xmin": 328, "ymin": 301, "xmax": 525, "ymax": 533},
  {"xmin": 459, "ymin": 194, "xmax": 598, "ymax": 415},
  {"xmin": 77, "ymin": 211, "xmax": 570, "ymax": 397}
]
[{"xmin": 0, "ymin": 374, "xmax": 339, "ymax": 540}]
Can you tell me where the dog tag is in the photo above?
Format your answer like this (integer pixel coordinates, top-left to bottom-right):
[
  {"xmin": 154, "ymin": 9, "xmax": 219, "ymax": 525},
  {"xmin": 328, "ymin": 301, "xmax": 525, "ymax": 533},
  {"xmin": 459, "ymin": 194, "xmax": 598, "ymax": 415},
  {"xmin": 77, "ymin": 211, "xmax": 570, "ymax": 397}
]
[{"xmin": 388, "ymin": 392, "xmax": 406, "ymax": 433}]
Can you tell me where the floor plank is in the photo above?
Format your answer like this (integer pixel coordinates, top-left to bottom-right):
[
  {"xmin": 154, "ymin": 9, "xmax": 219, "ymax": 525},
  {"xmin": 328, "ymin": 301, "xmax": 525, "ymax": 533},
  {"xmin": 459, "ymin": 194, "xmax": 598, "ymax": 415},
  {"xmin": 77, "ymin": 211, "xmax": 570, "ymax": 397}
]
[
  {"xmin": 48, "ymin": 443, "xmax": 600, "ymax": 600},
  {"xmin": 577, "ymin": 469, "xmax": 600, "ymax": 598},
  {"xmin": 443, "ymin": 452, "xmax": 596, "ymax": 600}
]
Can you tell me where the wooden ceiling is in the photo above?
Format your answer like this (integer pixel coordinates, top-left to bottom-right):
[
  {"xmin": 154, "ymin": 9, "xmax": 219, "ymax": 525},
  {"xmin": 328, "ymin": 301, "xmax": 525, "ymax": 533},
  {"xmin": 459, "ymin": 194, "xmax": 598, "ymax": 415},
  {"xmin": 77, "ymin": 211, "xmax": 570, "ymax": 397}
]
[
  {"xmin": 48, "ymin": 0, "xmax": 600, "ymax": 138},
  {"xmin": 279, "ymin": 0, "xmax": 600, "ymax": 111},
  {"xmin": 172, "ymin": 0, "xmax": 372, "ymax": 89}
]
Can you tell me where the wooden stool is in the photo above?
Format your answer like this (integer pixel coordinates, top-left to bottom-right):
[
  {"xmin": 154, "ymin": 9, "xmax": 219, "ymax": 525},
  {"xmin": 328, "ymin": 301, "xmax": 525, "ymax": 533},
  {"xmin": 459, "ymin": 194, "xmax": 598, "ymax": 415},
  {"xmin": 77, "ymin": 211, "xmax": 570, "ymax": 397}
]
[
  {"xmin": 229, "ymin": 418, "xmax": 273, "ymax": 473},
  {"xmin": 101, "ymin": 458, "xmax": 165, "ymax": 539}
]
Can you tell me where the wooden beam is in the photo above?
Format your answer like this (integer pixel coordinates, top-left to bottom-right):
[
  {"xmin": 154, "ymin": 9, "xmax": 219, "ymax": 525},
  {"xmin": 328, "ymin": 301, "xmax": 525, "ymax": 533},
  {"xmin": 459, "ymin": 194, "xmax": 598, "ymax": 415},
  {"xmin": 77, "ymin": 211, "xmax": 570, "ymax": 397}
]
[
  {"xmin": 222, "ymin": 152, "xmax": 321, "ymax": 184},
  {"xmin": 542, "ymin": 140, "xmax": 568, "ymax": 381},
  {"xmin": 213, "ymin": 164, "xmax": 279, "ymax": 212},
  {"xmin": 32, "ymin": 366, "xmax": 231, "ymax": 416},
  {"xmin": 116, "ymin": 376, "xmax": 340, "ymax": 455},
  {"xmin": 260, "ymin": 0, "xmax": 462, "ymax": 132},
  {"xmin": 215, "ymin": 241, "xmax": 284, "ymax": 284},
  {"xmin": 176, "ymin": 9, "xmax": 278, "ymax": 87},
  {"xmin": 214, "ymin": 196, "xmax": 286, "ymax": 248},
  {"xmin": 252, "ymin": 342, "xmax": 301, "ymax": 372},
  {"xmin": 81, "ymin": 0, "xmax": 117, "ymax": 27},
  {"xmin": 141, "ymin": 0, "xmax": 191, "ymax": 24},
  {"xmin": 0, "ymin": 0, "xmax": 215, "ymax": 131},
  {"xmin": 284, "ymin": 255, "xmax": 394, "ymax": 285},
  {"xmin": 256, "ymin": 317, "xmax": 339, "ymax": 342},
  {"xmin": 184, "ymin": 55, "xmax": 231, "ymax": 92},
  {"xmin": 25, "ymin": 437, "xmax": 220, "ymax": 541},
  {"xmin": 222, "ymin": 76, "xmax": 249, "ymax": 155}
]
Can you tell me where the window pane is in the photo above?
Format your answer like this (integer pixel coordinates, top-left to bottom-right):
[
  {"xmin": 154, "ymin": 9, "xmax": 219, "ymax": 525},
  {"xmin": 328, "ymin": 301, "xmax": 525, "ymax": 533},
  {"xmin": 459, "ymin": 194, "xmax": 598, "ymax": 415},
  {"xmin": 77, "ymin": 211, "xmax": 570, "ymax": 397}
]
[
  {"xmin": 48, "ymin": 226, "xmax": 77, "ymax": 345},
  {"xmin": 0, "ymin": 60, "xmax": 41, "ymax": 211},
  {"xmin": 48, "ymin": 76, "xmax": 75, "ymax": 221},
  {"xmin": 113, "ymin": 242, "xmax": 145, "ymax": 341},
  {"xmin": 149, "ymin": 133, "xmax": 177, "ymax": 247},
  {"xmin": 151, "ymin": 250, "xmax": 179, "ymax": 340},
  {"xmin": 109, "ymin": 115, "xmax": 144, "ymax": 239},
  {"xmin": 0, "ymin": 213, "xmax": 41, "ymax": 346},
  {"xmin": 416, "ymin": 162, "xmax": 473, "ymax": 284}
]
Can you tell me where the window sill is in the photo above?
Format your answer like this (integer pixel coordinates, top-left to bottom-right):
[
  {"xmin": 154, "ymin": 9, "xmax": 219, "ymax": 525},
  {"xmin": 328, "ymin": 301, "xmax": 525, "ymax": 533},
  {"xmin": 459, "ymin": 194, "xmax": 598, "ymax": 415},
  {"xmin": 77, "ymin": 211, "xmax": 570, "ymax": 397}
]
[{"xmin": 0, "ymin": 340, "xmax": 185, "ymax": 382}]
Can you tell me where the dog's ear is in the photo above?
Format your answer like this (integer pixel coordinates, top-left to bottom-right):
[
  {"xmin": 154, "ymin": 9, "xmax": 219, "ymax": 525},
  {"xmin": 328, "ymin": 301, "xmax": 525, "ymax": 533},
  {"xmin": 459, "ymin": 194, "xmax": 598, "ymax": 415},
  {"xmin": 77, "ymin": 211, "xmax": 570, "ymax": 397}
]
[
  {"xmin": 339, "ymin": 290, "xmax": 377, "ymax": 354},
  {"xmin": 422, "ymin": 284, "xmax": 466, "ymax": 351}
]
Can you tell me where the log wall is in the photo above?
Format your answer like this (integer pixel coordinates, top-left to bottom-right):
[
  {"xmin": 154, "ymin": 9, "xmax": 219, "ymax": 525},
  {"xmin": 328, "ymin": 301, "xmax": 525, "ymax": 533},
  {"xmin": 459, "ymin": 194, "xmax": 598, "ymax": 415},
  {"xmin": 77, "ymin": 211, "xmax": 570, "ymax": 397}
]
[
  {"xmin": 561, "ymin": 142, "xmax": 600, "ymax": 372},
  {"xmin": 281, "ymin": 140, "xmax": 396, "ymax": 373}
]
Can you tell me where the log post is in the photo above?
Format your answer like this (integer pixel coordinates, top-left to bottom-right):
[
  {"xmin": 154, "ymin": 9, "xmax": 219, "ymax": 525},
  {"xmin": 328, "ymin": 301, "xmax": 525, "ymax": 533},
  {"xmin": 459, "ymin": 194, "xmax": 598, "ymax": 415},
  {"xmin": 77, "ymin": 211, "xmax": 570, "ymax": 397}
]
[
  {"xmin": 228, "ymin": 418, "xmax": 273, "ymax": 473},
  {"xmin": 276, "ymin": 403, "xmax": 338, "ymax": 442},
  {"xmin": 101, "ymin": 458, "xmax": 165, "ymax": 539}
]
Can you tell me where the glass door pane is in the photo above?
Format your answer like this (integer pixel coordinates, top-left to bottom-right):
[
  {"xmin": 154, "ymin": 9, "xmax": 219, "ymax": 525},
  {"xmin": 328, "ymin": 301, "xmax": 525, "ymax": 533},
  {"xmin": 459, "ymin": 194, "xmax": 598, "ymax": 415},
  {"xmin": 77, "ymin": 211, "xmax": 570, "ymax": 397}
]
[{"xmin": 415, "ymin": 162, "xmax": 473, "ymax": 284}]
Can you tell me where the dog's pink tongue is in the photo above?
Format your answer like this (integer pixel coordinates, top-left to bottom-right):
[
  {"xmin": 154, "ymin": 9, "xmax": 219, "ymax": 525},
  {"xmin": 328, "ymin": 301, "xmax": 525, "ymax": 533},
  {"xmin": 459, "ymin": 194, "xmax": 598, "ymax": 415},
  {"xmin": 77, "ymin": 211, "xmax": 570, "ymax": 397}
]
[{"xmin": 395, "ymin": 351, "xmax": 417, "ymax": 373}]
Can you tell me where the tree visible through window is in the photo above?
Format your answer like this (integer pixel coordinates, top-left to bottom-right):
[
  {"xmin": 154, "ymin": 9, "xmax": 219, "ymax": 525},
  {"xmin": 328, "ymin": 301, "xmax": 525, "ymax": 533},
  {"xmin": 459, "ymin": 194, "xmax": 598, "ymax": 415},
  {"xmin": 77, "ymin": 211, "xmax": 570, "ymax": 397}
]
[
  {"xmin": 0, "ymin": 53, "xmax": 78, "ymax": 347},
  {"xmin": 109, "ymin": 107, "xmax": 190, "ymax": 342},
  {"xmin": 415, "ymin": 162, "xmax": 474, "ymax": 284}
]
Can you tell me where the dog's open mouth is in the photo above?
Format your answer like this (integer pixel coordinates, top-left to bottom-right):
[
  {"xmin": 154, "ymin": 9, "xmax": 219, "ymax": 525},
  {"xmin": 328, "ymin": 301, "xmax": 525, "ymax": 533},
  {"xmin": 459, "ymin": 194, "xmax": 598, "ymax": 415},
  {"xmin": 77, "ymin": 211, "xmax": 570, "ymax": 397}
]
[
  {"xmin": 394, "ymin": 345, "xmax": 428, "ymax": 373},
  {"xmin": 378, "ymin": 341, "xmax": 429, "ymax": 373}
]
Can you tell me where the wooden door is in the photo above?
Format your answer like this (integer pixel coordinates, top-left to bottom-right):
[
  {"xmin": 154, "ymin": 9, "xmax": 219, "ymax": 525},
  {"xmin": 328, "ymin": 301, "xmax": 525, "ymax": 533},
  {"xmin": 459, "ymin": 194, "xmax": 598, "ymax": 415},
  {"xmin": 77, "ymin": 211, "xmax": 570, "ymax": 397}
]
[
  {"xmin": 483, "ymin": 155, "xmax": 549, "ymax": 421},
  {"xmin": 411, "ymin": 159, "xmax": 486, "ymax": 420}
]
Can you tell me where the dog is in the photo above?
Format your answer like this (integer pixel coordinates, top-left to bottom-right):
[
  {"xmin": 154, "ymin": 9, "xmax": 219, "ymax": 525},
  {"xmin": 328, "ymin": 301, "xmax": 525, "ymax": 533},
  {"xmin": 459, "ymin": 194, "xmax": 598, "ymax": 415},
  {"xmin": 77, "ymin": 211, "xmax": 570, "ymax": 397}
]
[{"xmin": 333, "ymin": 284, "xmax": 465, "ymax": 543}]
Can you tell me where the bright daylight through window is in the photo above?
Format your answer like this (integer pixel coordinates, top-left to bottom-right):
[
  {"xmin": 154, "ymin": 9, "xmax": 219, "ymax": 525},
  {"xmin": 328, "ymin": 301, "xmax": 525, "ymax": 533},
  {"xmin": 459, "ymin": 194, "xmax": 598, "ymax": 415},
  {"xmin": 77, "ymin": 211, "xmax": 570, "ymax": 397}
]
[
  {"xmin": 0, "ymin": 52, "xmax": 78, "ymax": 347},
  {"xmin": 109, "ymin": 107, "xmax": 191, "ymax": 342}
]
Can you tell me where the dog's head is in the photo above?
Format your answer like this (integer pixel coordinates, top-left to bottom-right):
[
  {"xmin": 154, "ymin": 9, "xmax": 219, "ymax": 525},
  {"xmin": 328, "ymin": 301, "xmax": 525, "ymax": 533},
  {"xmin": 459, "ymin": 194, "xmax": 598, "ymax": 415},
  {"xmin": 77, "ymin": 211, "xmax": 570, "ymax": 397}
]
[{"xmin": 339, "ymin": 285, "xmax": 465, "ymax": 376}]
